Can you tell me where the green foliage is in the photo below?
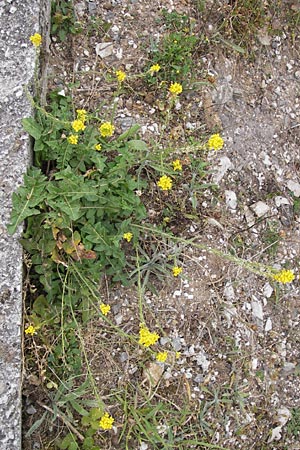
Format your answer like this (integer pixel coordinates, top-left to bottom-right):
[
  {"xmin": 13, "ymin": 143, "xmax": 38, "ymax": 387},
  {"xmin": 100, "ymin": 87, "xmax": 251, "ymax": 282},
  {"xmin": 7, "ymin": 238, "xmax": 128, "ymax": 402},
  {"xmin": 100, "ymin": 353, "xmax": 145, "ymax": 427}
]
[
  {"xmin": 51, "ymin": 0, "xmax": 82, "ymax": 41},
  {"xmin": 147, "ymin": 28, "xmax": 198, "ymax": 83},
  {"xmin": 287, "ymin": 407, "xmax": 300, "ymax": 438},
  {"xmin": 161, "ymin": 8, "xmax": 191, "ymax": 32},
  {"xmin": 10, "ymin": 96, "xmax": 148, "ymax": 296}
]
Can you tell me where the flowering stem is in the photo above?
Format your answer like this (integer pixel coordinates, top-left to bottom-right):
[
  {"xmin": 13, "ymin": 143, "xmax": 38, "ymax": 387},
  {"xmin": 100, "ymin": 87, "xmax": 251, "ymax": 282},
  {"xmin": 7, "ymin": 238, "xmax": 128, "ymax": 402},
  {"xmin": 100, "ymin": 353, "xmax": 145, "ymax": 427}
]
[
  {"xmin": 135, "ymin": 247, "xmax": 145, "ymax": 323},
  {"xmin": 131, "ymin": 224, "xmax": 280, "ymax": 280}
]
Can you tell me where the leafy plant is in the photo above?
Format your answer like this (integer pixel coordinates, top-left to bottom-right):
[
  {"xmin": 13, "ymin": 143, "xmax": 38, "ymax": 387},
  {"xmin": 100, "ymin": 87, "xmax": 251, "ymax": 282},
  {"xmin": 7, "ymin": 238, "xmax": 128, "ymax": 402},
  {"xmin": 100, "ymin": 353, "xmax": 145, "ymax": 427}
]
[
  {"xmin": 51, "ymin": 0, "xmax": 82, "ymax": 41},
  {"xmin": 147, "ymin": 30, "xmax": 198, "ymax": 83}
]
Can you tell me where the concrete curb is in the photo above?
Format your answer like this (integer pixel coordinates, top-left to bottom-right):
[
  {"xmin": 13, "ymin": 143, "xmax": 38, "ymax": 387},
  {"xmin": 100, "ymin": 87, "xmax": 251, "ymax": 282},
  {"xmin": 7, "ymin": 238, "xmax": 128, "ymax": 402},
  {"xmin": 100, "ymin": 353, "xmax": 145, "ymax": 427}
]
[{"xmin": 0, "ymin": 1, "xmax": 50, "ymax": 448}]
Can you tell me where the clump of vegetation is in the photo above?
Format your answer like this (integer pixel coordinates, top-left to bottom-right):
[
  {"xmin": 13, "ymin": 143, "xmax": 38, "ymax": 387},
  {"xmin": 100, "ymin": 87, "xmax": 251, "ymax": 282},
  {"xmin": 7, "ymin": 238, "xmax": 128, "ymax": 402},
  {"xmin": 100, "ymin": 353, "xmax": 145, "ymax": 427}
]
[{"xmin": 15, "ymin": 11, "xmax": 298, "ymax": 448}]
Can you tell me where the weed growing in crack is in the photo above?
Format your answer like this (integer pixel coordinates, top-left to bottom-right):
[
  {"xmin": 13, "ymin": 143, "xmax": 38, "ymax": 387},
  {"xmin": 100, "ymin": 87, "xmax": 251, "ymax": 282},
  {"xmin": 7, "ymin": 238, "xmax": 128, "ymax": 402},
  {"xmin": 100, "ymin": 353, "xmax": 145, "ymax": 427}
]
[{"xmin": 14, "ymin": 25, "xmax": 299, "ymax": 450}]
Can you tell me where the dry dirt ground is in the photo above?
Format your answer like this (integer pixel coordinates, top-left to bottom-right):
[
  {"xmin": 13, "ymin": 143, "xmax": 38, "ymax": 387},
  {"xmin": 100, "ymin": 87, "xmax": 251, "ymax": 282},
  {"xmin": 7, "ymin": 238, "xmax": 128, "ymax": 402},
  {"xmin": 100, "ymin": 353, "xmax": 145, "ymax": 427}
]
[{"xmin": 23, "ymin": 0, "xmax": 300, "ymax": 449}]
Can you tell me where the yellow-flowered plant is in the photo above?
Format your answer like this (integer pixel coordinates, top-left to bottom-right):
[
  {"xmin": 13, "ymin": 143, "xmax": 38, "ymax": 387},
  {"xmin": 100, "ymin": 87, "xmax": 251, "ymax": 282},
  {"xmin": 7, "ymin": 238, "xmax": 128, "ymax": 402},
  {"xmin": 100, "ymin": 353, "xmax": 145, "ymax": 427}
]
[
  {"xmin": 123, "ymin": 232, "xmax": 133, "ymax": 242},
  {"xmin": 99, "ymin": 122, "xmax": 115, "ymax": 137},
  {"xmin": 172, "ymin": 159, "xmax": 182, "ymax": 171},
  {"xmin": 100, "ymin": 303, "xmax": 111, "ymax": 316},
  {"xmin": 207, "ymin": 133, "xmax": 224, "ymax": 151},
  {"xmin": 72, "ymin": 119, "xmax": 86, "ymax": 133},
  {"xmin": 94, "ymin": 143, "xmax": 102, "ymax": 151},
  {"xmin": 115, "ymin": 70, "xmax": 126, "ymax": 83},
  {"xmin": 156, "ymin": 351, "xmax": 168, "ymax": 363},
  {"xmin": 169, "ymin": 82, "xmax": 183, "ymax": 96},
  {"xmin": 25, "ymin": 325, "xmax": 36, "ymax": 335},
  {"xmin": 172, "ymin": 266, "xmax": 182, "ymax": 277},
  {"xmin": 99, "ymin": 412, "xmax": 114, "ymax": 430},
  {"xmin": 30, "ymin": 33, "xmax": 42, "ymax": 47},
  {"xmin": 139, "ymin": 324, "xmax": 160, "ymax": 347},
  {"xmin": 157, "ymin": 175, "xmax": 172, "ymax": 191},
  {"xmin": 67, "ymin": 134, "xmax": 78, "ymax": 145},
  {"xmin": 76, "ymin": 109, "xmax": 87, "ymax": 122},
  {"xmin": 272, "ymin": 269, "xmax": 295, "ymax": 284},
  {"xmin": 149, "ymin": 64, "xmax": 161, "ymax": 75}
]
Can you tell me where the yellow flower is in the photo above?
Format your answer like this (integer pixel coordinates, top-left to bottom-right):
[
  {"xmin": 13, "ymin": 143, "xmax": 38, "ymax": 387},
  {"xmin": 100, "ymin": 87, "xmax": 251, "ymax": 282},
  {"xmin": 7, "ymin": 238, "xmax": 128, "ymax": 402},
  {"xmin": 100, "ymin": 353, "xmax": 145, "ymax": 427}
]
[
  {"xmin": 115, "ymin": 70, "xmax": 126, "ymax": 83},
  {"xmin": 30, "ymin": 33, "xmax": 42, "ymax": 47},
  {"xmin": 72, "ymin": 120, "xmax": 86, "ymax": 133},
  {"xmin": 139, "ymin": 324, "xmax": 160, "ymax": 348},
  {"xmin": 169, "ymin": 82, "xmax": 183, "ymax": 96},
  {"xmin": 172, "ymin": 266, "xmax": 182, "ymax": 277},
  {"xmin": 67, "ymin": 134, "xmax": 78, "ymax": 145},
  {"xmin": 156, "ymin": 351, "xmax": 168, "ymax": 363},
  {"xmin": 172, "ymin": 159, "xmax": 182, "ymax": 171},
  {"xmin": 76, "ymin": 109, "xmax": 87, "ymax": 122},
  {"xmin": 272, "ymin": 269, "xmax": 295, "ymax": 284},
  {"xmin": 94, "ymin": 143, "xmax": 102, "ymax": 151},
  {"xmin": 99, "ymin": 412, "xmax": 114, "ymax": 430},
  {"xmin": 25, "ymin": 325, "xmax": 36, "ymax": 336},
  {"xmin": 123, "ymin": 232, "xmax": 133, "ymax": 242},
  {"xmin": 99, "ymin": 122, "xmax": 115, "ymax": 137},
  {"xmin": 157, "ymin": 175, "xmax": 172, "ymax": 191},
  {"xmin": 100, "ymin": 303, "xmax": 111, "ymax": 316},
  {"xmin": 149, "ymin": 64, "xmax": 161, "ymax": 74},
  {"xmin": 207, "ymin": 133, "xmax": 224, "ymax": 151}
]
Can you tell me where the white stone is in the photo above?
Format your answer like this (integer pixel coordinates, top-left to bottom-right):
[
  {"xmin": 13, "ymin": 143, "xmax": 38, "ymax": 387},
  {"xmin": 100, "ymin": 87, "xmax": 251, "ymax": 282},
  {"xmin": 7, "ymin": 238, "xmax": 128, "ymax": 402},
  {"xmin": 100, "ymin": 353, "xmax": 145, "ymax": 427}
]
[
  {"xmin": 224, "ymin": 282, "xmax": 235, "ymax": 301},
  {"xmin": 244, "ymin": 205, "xmax": 255, "ymax": 227},
  {"xmin": 263, "ymin": 283, "xmax": 273, "ymax": 298},
  {"xmin": 213, "ymin": 156, "xmax": 233, "ymax": 184},
  {"xmin": 251, "ymin": 297, "xmax": 264, "ymax": 325},
  {"xmin": 265, "ymin": 317, "xmax": 272, "ymax": 332},
  {"xmin": 195, "ymin": 351, "xmax": 210, "ymax": 372},
  {"xmin": 250, "ymin": 201, "xmax": 270, "ymax": 217},
  {"xmin": 277, "ymin": 407, "xmax": 291, "ymax": 426},
  {"xmin": 225, "ymin": 190, "xmax": 237, "ymax": 209},
  {"xmin": 286, "ymin": 180, "xmax": 300, "ymax": 197},
  {"xmin": 95, "ymin": 42, "xmax": 114, "ymax": 58},
  {"xmin": 274, "ymin": 196, "xmax": 290, "ymax": 207},
  {"xmin": 251, "ymin": 358, "xmax": 258, "ymax": 371}
]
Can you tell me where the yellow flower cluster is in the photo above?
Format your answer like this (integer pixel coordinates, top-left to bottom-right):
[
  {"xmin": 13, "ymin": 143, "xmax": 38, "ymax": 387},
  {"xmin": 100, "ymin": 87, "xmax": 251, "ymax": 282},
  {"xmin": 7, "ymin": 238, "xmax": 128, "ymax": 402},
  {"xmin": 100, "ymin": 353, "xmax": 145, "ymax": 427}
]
[
  {"xmin": 272, "ymin": 269, "xmax": 295, "ymax": 284},
  {"xmin": 99, "ymin": 412, "xmax": 114, "ymax": 430},
  {"xmin": 30, "ymin": 33, "xmax": 42, "ymax": 47},
  {"xmin": 172, "ymin": 159, "xmax": 182, "ymax": 171},
  {"xmin": 157, "ymin": 175, "xmax": 172, "ymax": 191},
  {"xmin": 72, "ymin": 119, "xmax": 86, "ymax": 133},
  {"xmin": 172, "ymin": 266, "xmax": 182, "ymax": 277},
  {"xmin": 156, "ymin": 351, "xmax": 168, "ymax": 363},
  {"xmin": 67, "ymin": 134, "xmax": 78, "ymax": 145},
  {"xmin": 115, "ymin": 70, "xmax": 126, "ymax": 83},
  {"xmin": 207, "ymin": 133, "xmax": 224, "ymax": 151},
  {"xmin": 169, "ymin": 82, "xmax": 183, "ymax": 96},
  {"xmin": 139, "ymin": 324, "xmax": 159, "ymax": 347},
  {"xmin": 123, "ymin": 232, "xmax": 133, "ymax": 242},
  {"xmin": 149, "ymin": 64, "xmax": 161, "ymax": 75},
  {"xmin": 99, "ymin": 122, "xmax": 115, "ymax": 137},
  {"xmin": 76, "ymin": 109, "xmax": 87, "ymax": 122},
  {"xmin": 100, "ymin": 303, "xmax": 111, "ymax": 316},
  {"xmin": 94, "ymin": 143, "xmax": 102, "ymax": 151},
  {"xmin": 25, "ymin": 325, "xmax": 36, "ymax": 335}
]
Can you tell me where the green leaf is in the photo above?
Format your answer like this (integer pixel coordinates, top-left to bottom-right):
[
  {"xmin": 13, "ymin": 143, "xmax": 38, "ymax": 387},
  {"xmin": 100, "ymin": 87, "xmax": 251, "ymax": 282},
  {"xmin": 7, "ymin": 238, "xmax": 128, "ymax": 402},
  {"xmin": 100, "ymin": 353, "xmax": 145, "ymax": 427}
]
[
  {"xmin": 117, "ymin": 124, "xmax": 141, "ymax": 142},
  {"xmin": 69, "ymin": 442, "xmax": 79, "ymax": 450},
  {"xmin": 7, "ymin": 167, "xmax": 48, "ymax": 234},
  {"xmin": 59, "ymin": 433, "xmax": 78, "ymax": 449},
  {"xmin": 216, "ymin": 36, "xmax": 246, "ymax": 54},
  {"xmin": 22, "ymin": 117, "xmax": 42, "ymax": 140},
  {"xmin": 127, "ymin": 139, "xmax": 148, "ymax": 152},
  {"xmin": 25, "ymin": 411, "xmax": 47, "ymax": 437},
  {"xmin": 83, "ymin": 437, "xmax": 95, "ymax": 449}
]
